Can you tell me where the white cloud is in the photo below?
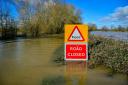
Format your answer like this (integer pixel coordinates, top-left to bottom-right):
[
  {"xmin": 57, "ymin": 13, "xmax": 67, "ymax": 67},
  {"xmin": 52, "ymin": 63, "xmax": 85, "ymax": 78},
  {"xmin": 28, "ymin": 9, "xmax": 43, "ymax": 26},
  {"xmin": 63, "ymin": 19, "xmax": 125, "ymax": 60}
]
[{"xmin": 100, "ymin": 6, "xmax": 128, "ymax": 26}]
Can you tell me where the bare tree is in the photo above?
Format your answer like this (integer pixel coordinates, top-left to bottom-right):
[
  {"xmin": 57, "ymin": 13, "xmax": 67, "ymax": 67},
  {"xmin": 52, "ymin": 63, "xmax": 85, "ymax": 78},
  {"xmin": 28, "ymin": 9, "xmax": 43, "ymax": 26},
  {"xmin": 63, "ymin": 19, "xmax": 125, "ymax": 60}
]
[
  {"xmin": 13, "ymin": 0, "xmax": 82, "ymax": 37},
  {"xmin": 0, "ymin": 0, "xmax": 17, "ymax": 39}
]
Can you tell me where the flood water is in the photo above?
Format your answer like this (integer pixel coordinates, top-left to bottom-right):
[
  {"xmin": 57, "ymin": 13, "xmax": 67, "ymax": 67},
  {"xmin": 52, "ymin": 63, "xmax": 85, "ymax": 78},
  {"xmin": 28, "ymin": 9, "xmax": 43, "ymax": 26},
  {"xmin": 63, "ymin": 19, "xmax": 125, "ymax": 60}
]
[
  {"xmin": 91, "ymin": 31, "xmax": 128, "ymax": 41},
  {"xmin": 0, "ymin": 38, "xmax": 127, "ymax": 85}
]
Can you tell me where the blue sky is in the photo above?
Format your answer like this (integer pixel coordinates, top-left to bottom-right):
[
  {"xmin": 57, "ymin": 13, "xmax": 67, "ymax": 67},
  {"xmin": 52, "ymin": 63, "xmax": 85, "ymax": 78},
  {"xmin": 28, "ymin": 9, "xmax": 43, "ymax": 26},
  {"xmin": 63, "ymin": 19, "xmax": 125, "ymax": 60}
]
[{"xmin": 67, "ymin": 0, "xmax": 128, "ymax": 27}]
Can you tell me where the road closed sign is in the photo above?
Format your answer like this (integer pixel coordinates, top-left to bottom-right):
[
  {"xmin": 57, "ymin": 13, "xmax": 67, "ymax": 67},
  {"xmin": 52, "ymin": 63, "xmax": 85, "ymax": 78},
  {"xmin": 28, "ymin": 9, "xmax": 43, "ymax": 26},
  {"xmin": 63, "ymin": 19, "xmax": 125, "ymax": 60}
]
[{"xmin": 65, "ymin": 25, "xmax": 88, "ymax": 61}]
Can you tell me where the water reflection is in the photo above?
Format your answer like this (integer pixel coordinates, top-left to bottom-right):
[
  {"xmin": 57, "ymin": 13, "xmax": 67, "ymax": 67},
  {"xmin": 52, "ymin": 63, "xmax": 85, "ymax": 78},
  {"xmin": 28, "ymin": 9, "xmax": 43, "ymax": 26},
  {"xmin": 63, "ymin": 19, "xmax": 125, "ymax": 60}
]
[{"xmin": 65, "ymin": 61, "xmax": 87, "ymax": 85}]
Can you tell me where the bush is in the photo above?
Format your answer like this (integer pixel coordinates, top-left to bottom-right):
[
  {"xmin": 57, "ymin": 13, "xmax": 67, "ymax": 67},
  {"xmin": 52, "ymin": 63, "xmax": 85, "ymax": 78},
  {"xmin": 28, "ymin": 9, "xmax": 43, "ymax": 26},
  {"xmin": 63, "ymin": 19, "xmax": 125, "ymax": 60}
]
[{"xmin": 89, "ymin": 36, "xmax": 128, "ymax": 74}]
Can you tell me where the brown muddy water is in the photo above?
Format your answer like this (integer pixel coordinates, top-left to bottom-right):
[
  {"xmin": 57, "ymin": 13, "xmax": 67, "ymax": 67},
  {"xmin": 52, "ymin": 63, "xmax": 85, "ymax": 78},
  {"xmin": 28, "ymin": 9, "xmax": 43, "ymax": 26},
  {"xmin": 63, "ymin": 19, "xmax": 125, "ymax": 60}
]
[{"xmin": 0, "ymin": 38, "xmax": 127, "ymax": 85}]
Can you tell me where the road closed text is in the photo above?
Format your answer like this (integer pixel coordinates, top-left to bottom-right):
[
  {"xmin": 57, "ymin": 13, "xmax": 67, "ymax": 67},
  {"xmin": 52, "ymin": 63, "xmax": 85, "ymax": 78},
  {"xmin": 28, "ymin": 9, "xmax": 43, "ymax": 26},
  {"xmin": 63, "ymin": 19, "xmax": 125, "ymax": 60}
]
[{"xmin": 66, "ymin": 44, "xmax": 87, "ymax": 60}]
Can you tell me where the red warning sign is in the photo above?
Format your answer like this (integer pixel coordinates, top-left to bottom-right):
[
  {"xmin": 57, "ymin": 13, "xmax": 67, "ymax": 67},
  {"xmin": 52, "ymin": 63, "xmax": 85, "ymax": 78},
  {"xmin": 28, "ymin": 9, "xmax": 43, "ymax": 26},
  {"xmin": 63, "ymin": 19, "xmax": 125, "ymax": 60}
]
[
  {"xmin": 68, "ymin": 26, "xmax": 85, "ymax": 41},
  {"xmin": 65, "ymin": 44, "xmax": 88, "ymax": 60}
]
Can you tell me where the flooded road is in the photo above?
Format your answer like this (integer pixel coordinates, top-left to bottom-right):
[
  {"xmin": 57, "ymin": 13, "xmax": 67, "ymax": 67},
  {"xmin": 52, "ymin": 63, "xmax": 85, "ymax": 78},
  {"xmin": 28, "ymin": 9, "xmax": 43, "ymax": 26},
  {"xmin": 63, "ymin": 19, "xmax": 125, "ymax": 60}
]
[
  {"xmin": 0, "ymin": 38, "xmax": 127, "ymax": 85},
  {"xmin": 0, "ymin": 38, "xmax": 64, "ymax": 85}
]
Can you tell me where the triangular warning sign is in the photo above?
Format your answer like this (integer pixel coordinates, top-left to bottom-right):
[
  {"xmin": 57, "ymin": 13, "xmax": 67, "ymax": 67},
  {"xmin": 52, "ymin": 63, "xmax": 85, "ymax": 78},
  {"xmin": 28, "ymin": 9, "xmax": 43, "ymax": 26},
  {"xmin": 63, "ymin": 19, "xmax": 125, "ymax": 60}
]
[{"xmin": 68, "ymin": 26, "xmax": 85, "ymax": 41}]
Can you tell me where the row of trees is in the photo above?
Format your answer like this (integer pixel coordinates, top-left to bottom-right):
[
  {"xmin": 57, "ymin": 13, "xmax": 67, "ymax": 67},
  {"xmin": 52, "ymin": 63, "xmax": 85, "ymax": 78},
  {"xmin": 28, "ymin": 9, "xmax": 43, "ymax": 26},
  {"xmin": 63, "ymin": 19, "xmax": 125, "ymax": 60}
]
[
  {"xmin": 0, "ymin": 0, "xmax": 82, "ymax": 39},
  {"xmin": 15, "ymin": 0, "xmax": 82, "ymax": 37},
  {"xmin": 101, "ymin": 25, "xmax": 128, "ymax": 32},
  {"xmin": 88, "ymin": 23, "xmax": 128, "ymax": 32}
]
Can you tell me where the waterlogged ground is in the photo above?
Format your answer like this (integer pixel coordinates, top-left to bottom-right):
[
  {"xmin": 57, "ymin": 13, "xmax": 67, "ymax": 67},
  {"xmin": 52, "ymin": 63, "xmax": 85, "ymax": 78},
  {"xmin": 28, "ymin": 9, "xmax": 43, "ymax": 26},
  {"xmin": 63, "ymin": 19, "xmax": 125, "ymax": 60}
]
[
  {"xmin": 0, "ymin": 38, "xmax": 127, "ymax": 85},
  {"xmin": 91, "ymin": 31, "xmax": 128, "ymax": 41}
]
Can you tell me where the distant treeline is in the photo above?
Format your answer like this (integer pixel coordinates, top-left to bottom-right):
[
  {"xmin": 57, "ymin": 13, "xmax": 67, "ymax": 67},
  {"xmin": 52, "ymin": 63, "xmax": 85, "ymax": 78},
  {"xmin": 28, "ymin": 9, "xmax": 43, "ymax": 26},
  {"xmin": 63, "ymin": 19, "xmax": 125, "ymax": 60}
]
[{"xmin": 88, "ymin": 23, "xmax": 128, "ymax": 32}]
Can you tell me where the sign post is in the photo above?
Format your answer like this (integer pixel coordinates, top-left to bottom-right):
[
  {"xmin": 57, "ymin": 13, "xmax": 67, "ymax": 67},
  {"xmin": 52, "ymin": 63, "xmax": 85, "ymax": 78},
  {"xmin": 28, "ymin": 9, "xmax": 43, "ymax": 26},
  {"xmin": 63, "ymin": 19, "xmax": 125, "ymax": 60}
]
[{"xmin": 65, "ymin": 25, "xmax": 88, "ymax": 61}]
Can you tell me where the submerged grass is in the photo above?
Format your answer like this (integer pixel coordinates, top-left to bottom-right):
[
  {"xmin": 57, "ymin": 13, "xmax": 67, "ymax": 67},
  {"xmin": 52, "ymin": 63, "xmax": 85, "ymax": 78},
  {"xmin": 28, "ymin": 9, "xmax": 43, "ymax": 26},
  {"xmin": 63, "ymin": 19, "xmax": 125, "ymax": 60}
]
[
  {"xmin": 89, "ymin": 35, "xmax": 128, "ymax": 75},
  {"xmin": 42, "ymin": 76, "xmax": 65, "ymax": 85},
  {"xmin": 52, "ymin": 44, "xmax": 65, "ymax": 65}
]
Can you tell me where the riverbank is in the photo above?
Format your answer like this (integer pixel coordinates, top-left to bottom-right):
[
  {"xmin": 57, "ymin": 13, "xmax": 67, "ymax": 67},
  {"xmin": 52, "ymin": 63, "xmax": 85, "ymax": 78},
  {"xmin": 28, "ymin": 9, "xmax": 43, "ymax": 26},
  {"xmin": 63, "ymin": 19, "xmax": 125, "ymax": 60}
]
[{"xmin": 0, "ymin": 33, "xmax": 64, "ymax": 44}]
